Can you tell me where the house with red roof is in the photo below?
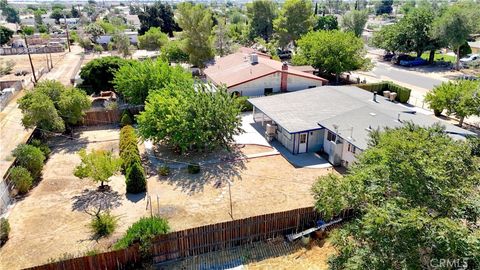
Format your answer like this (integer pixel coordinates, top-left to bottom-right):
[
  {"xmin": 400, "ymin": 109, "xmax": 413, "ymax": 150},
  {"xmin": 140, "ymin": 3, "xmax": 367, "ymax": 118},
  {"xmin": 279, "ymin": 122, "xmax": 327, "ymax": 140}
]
[{"xmin": 203, "ymin": 48, "xmax": 328, "ymax": 97}]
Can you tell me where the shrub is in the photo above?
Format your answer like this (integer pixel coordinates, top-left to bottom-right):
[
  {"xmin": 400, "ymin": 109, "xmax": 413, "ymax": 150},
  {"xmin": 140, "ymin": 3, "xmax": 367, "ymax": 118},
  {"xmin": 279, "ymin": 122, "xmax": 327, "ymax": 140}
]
[
  {"xmin": 187, "ymin": 163, "xmax": 200, "ymax": 174},
  {"xmin": 158, "ymin": 165, "xmax": 170, "ymax": 176},
  {"xmin": 236, "ymin": 96, "xmax": 253, "ymax": 112},
  {"xmin": 114, "ymin": 216, "xmax": 170, "ymax": 253},
  {"xmin": 0, "ymin": 218, "xmax": 10, "ymax": 247},
  {"xmin": 120, "ymin": 112, "xmax": 133, "ymax": 127},
  {"xmin": 90, "ymin": 211, "xmax": 118, "ymax": 237},
  {"xmin": 12, "ymin": 144, "xmax": 45, "ymax": 179},
  {"xmin": 9, "ymin": 166, "xmax": 33, "ymax": 194},
  {"xmin": 126, "ymin": 161, "xmax": 147, "ymax": 194},
  {"xmin": 29, "ymin": 139, "xmax": 51, "ymax": 157},
  {"xmin": 356, "ymin": 81, "xmax": 411, "ymax": 103}
]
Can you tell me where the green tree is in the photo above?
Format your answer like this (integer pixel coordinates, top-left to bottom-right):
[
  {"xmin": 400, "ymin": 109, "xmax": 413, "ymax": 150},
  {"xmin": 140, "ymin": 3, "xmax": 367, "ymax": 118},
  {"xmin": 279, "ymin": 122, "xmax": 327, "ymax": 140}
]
[
  {"xmin": 0, "ymin": 26, "xmax": 13, "ymax": 45},
  {"xmin": 246, "ymin": 0, "xmax": 277, "ymax": 42},
  {"xmin": 176, "ymin": 3, "xmax": 215, "ymax": 68},
  {"xmin": 433, "ymin": 4, "xmax": 479, "ymax": 70},
  {"xmin": 274, "ymin": 0, "xmax": 314, "ymax": 47},
  {"xmin": 112, "ymin": 32, "xmax": 131, "ymax": 58},
  {"xmin": 425, "ymin": 80, "xmax": 480, "ymax": 127},
  {"xmin": 74, "ymin": 149, "xmax": 121, "ymax": 189},
  {"xmin": 34, "ymin": 9, "xmax": 43, "ymax": 25},
  {"xmin": 400, "ymin": 0, "xmax": 416, "ymax": 14},
  {"xmin": 293, "ymin": 30, "xmax": 369, "ymax": 82},
  {"xmin": 84, "ymin": 23, "xmax": 105, "ymax": 43},
  {"xmin": 125, "ymin": 161, "xmax": 146, "ymax": 194},
  {"xmin": 71, "ymin": 6, "xmax": 79, "ymax": 18},
  {"xmin": 137, "ymin": 83, "xmax": 242, "ymax": 153},
  {"xmin": 370, "ymin": 23, "xmax": 402, "ymax": 53},
  {"xmin": 375, "ymin": 0, "xmax": 393, "ymax": 15},
  {"xmin": 138, "ymin": 27, "xmax": 168, "ymax": 51},
  {"xmin": 18, "ymin": 91, "xmax": 65, "ymax": 132},
  {"xmin": 12, "ymin": 144, "xmax": 45, "ymax": 179},
  {"xmin": 314, "ymin": 15, "xmax": 338, "ymax": 31},
  {"xmin": 79, "ymin": 56, "xmax": 129, "ymax": 94},
  {"xmin": 49, "ymin": 8, "xmax": 64, "ymax": 24},
  {"xmin": 0, "ymin": 0, "xmax": 20, "ymax": 23},
  {"xmin": 312, "ymin": 125, "xmax": 480, "ymax": 269},
  {"xmin": 341, "ymin": 10, "xmax": 368, "ymax": 37},
  {"xmin": 160, "ymin": 40, "xmax": 189, "ymax": 63},
  {"xmin": 113, "ymin": 58, "xmax": 193, "ymax": 105},
  {"xmin": 138, "ymin": 2, "xmax": 179, "ymax": 37},
  {"xmin": 213, "ymin": 16, "xmax": 232, "ymax": 57},
  {"xmin": 9, "ymin": 166, "xmax": 33, "ymax": 194}
]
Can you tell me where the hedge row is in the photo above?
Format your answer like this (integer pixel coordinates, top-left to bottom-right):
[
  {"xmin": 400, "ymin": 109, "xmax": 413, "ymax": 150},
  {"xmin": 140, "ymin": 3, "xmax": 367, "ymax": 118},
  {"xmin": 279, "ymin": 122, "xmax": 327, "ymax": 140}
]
[
  {"xmin": 236, "ymin": 96, "xmax": 253, "ymax": 112},
  {"xmin": 120, "ymin": 125, "xmax": 146, "ymax": 194},
  {"xmin": 356, "ymin": 81, "xmax": 411, "ymax": 103}
]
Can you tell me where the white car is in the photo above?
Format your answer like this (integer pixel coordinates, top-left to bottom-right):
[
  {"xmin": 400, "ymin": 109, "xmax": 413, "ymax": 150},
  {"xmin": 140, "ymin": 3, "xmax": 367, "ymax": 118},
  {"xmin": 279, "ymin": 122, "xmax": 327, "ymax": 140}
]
[{"xmin": 460, "ymin": 54, "xmax": 479, "ymax": 63}]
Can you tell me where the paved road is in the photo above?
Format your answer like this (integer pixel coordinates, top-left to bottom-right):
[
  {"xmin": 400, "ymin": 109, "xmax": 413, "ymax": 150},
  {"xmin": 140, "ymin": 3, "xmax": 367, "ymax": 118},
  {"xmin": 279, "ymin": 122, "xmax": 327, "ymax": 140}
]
[{"xmin": 370, "ymin": 62, "xmax": 445, "ymax": 90}]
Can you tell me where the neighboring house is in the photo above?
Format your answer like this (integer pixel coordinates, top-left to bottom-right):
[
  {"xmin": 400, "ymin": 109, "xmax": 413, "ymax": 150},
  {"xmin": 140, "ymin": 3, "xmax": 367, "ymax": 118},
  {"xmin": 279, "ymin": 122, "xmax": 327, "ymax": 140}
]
[
  {"xmin": 249, "ymin": 86, "xmax": 474, "ymax": 167},
  {"xmin": 204, "ymin": 48, "xmax": 328, "ymax": 97},
  {"xmin": 468, "ymin": 41, "xmax": 480, "ymax": 54},
  {"xmin": 96, "ymin": 31, "xmax": 138, "ymax": 47}
]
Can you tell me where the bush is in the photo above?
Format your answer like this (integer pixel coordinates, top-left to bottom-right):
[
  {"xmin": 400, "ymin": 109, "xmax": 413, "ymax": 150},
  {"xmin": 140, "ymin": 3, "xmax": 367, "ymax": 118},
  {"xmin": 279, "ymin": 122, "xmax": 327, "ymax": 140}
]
[
  {"xmin": 126, "ymin": 162, "xmax": 147, "ymax": 194},
  {"xmin": 120, "ymin": 125, "xmax": 141, "ymax": 172},
  {"xmin": 29, "ymin": 139, "xmax": 51, "ymax": 157},
  {"xmin": 356, "ymin": 81, "xmax": 411, "ymax": 103},
  {"xmin": 9, "ymin": 166, "xmax": 33, "ymax": 194},
  {"xmin": 0, "ymin": 218, "xmax": 10, "ymax": 247},
  {"xmin": 90, "ymin": 211, "xmax": 118, "ymax": 237},
  {"xmin": 120, "ymin": 113, "xmax": 133, "ymax": 127},
  {"xmin": 187, "ymin": 163, "xmax": 200, "ymax": 174},
  {"xmin": 158, "ymin": 165, "xmax": 170, "ymax": 176},
  {"xmin": 12, "ymin": 144, "xmax": 45, "ymax": 179},
  {"xmin": 236, "ymin": 96, "xmax": 253, "ymax": 112},
  {"xmin": 114, "ymin": 216, "xmax": 170, "ymax": 253}
]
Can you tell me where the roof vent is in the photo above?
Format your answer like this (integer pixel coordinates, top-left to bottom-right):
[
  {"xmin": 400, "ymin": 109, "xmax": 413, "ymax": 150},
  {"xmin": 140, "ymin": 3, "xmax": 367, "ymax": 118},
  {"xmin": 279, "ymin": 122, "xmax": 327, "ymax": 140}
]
[
  {"xmin": 250, "ymin": 53, "xmax": 258, "ymax": 65},
  {"xmin": 369, "ymin": 113, "xmax": 376, "ymax": 116}
]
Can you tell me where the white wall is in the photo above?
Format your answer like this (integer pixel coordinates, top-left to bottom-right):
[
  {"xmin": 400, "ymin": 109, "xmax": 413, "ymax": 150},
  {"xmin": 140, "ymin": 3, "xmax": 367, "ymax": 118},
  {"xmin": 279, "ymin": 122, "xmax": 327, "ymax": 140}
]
[
  {"xmin": 341, "ymin": 142, "xmax": 362, "ymax": 167},
  {"xmin": 229, "ymin": 72, "xmax": 324, "ymax": 97}
]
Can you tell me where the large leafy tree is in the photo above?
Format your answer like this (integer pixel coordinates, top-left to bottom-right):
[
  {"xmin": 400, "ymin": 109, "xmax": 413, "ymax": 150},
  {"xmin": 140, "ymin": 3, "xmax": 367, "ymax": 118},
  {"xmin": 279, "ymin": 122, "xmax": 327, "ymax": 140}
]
[
  {"xmin": 312, "ymin": 125, "xmax": 480, "ymax": 269},
  {"xmin": 314, "ymin": 15, "xmax": 338, "ymax": 31},
  {"xmin": 79, "ymin": 56, "xmax": 129, "ymax": 94},
  {"xmin": 113, "ymin": 58, "xmax": 193, "ymax": 105},
  {"xmin": 138, "ymin": 2, "xmax": 179, "ymax": 36},
  {"xmin": 74, "ymin": 149, "xmax": 121, "ymax": 189},
  {"xmin": 433, "ymin": 3, "xmax": 479, "ymax": 70},
  {"xmin": 0, "ymin": 0, "xmax": 20, "ymax": 23},
  {"xmin": 112, "ymin": 32, "xmax": 131, "ymax": 58},
  {"xmin": 18, "ymin": 80, "xmax": 91, "ymax": 132},
  {"xmin": 274, "ymin": 0, "xmax": 314, "ymax": 47},
  {"xmin": 0, "ymin": 25, "xmax": 13, "ymax": 45},
  {"xmin": 84, "ymin": 23, "xmax": 105, "ymax": 43},
  {"xmin": 340, "ymin": 10, "xmax": 368, "ymax": 37},
  {"xmin": 246, "ymin": 0, "xmax": 277, "ymax": 42},
  {"xmin": 138, "ymin": 27, "xmax": 169, "ymax": 51},
  {"xmin": 160, "ymin": 40, "xmax": 189, "ymax": 63},
  {"xmin": 176, "ymin": 3, "xmax": 214, "ymax": 68},
  {"xmin": 293, "ymin": 30, "xmax": 369, "ymax": 82},
  {"xmin": 213, "ymin": 16, "xmax": 233, "ymax": 57},
  {"xmin": 425, "ymin": 80, "xmax": 480, "ymax": 127},
  {"xmin": 137, "ymin": 83, "xmax": 243, "ymax": 153}
]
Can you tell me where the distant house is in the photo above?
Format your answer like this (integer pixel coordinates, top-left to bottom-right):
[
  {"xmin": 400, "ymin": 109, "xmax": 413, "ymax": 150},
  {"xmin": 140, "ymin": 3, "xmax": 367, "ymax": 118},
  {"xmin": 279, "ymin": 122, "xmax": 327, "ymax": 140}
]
[
  {"xmin": 249, "ymin": 86, "xmax": 474, "ymax": 167},
  {"xmin": 468, "ymin": 41, "xmax": 480, "ymax": 54},
  {"xmin": 96, "ymin": 31, "xmax": 138, "ymax": 47},
  {"xmin": 204, "ymin": 48, "xmax": 328, "ymax": 97}
]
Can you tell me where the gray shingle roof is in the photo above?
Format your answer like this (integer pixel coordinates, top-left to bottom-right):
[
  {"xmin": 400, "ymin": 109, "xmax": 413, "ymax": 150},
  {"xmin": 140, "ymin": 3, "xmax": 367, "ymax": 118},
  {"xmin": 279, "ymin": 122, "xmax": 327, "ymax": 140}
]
[{"xmin": 248, "ymin": 86, "xmax": 475, "ymax": 150}]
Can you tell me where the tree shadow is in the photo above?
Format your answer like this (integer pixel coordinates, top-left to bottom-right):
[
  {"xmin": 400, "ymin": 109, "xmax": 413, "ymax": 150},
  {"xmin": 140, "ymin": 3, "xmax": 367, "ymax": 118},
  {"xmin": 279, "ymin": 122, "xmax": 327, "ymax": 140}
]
[
  {"xmin": 126, "ymin": 192, "xmax": 146, "ymax": 203},
  {"xmin": 71, "ymin": 188, "xmax": 123, "ymax": 211}
]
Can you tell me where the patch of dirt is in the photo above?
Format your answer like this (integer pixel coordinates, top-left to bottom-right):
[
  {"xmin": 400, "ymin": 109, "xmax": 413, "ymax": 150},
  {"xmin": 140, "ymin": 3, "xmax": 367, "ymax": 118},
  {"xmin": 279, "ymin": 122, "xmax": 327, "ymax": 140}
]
[{"xmin": 0, "ymin": 52, "xmax": 66, "ymax": 81}]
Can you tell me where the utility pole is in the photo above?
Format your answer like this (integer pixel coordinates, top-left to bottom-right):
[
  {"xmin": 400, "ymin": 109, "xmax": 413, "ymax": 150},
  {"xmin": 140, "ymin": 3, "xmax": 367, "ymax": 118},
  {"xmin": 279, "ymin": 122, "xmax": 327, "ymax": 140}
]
[
  {"xmin": 63, "ymin": 14, "xmax": 71, "ymax": 53},
  {"xmin": 24, "ymin": 35, "xmax": 37, "ymax": 84}
]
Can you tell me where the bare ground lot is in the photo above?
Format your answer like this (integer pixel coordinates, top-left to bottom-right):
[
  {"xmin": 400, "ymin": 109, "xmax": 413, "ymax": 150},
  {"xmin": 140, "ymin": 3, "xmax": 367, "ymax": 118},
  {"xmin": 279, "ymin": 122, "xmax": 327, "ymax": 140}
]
[
  {"xmin": 0, "ymin": 126, "xmax": 333, "ymax": 269},
  {"xmin": 0, "ymin": 52, "xmax": 67, "ymax": 81}
]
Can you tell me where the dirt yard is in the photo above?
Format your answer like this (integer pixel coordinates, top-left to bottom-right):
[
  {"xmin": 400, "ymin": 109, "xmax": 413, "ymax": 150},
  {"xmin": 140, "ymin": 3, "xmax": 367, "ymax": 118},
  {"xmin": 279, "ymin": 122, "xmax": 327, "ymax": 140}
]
[
  {"xmin": 0, "ymin": 126, "xmax": 334, "ymax": 269},
  {"xmin": 0, "ymin": 52, "xmax": 66, "ymax": 81}
]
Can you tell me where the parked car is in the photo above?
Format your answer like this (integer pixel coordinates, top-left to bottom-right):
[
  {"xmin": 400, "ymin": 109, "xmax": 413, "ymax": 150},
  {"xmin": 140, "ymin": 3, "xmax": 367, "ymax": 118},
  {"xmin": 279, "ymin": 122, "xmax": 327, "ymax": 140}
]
[
  {"xmin": 457, "ymin": 75, "xmax": 479, "ymax": 81},
  {"xmin": 399, "ymin": 57, "xmax": 428, "ymax": 67},
  {"xmin": 391, "ymin": 54, "xmax": 415, "ymax": 65},
  {"xmin": 460, "ymin": 54, "xmax": 479, "ymax": 64},
  {"xmin": 383, "ymin": 53, "xmax": 395, "ymax": 61}
]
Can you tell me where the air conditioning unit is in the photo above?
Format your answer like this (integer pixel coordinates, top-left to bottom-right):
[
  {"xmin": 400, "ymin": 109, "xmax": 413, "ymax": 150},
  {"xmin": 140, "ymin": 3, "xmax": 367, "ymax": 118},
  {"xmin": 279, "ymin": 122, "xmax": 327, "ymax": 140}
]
[{"xmin": 250, "ymin": 53, "xmax": 258, "ymax": 64}]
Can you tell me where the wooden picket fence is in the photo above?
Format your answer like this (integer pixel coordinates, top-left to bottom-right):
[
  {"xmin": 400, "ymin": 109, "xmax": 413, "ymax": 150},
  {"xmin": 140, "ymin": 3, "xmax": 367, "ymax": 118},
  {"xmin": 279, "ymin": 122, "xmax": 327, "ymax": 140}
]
[
  {"xmin": 24, "ymin": 244, "xmax": 140, "ymax": 270},
  {"xmin": 151, "ymin": 206, "xmax": 353, "ymax": 264}
]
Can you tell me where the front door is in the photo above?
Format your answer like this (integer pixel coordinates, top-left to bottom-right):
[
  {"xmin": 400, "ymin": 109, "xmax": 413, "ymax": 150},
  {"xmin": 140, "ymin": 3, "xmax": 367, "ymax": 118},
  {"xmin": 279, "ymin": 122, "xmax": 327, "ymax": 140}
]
[{"xmin": 298, "ymin": 133, "xmax": 308, "ymax": 153}]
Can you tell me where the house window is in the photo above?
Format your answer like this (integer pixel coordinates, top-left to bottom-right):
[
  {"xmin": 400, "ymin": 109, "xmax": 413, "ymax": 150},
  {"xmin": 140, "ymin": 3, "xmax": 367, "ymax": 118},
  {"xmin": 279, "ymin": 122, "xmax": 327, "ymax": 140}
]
[
  {"xmin": 299, "ymin": 133, "xmax": 307, "ymax": 143},
  {"xmin": 347, "ymin": 143, "xmax": 356, "ymax": 154},
  {"xmin": 264, "ymin": 88, "xmax": 273, "ymax": 95},
  {"xmin": 327, "ymin": 131, "xmax": 336, "ymax": 142}
]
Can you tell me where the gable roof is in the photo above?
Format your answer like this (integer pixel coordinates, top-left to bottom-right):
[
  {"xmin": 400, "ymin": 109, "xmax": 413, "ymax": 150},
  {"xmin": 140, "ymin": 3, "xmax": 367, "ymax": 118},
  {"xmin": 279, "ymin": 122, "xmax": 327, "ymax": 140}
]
[
  {"xmin": 204, "ymin": 49, "xmax": 327, "ymax": 88},
  {"xmin": 248, "ymin": 86, "xmax": 474, "ymax": 150}
]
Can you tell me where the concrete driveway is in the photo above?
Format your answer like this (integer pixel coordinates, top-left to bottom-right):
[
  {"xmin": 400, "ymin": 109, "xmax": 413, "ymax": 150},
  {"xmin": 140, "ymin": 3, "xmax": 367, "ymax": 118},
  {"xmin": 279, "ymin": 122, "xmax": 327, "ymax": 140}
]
[{"xmin": 234, "ymin": 112, "xmax": 270, "ymax": 146}]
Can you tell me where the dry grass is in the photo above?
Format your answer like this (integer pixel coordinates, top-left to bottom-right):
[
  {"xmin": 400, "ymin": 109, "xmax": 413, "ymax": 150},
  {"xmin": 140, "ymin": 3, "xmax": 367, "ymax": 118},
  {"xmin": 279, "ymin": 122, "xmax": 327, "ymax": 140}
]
[
  {"xmin": 0, "ymin": 52, "xmax": 66, "ymax": 81},
  {"xmin": 0, "ymin": 126, "xmax": 333, "ymax": 269}
]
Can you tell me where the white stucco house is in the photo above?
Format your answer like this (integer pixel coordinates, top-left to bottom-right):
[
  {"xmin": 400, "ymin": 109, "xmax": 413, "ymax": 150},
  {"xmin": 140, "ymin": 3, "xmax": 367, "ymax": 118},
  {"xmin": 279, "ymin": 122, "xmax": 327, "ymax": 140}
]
[
  {"xmin": 249, "ymin": 86, "xmax": 474, "ymax": 167},
  {"xmin": 203, "ymin": 48, "xmax": 328, "ymax": 97}
]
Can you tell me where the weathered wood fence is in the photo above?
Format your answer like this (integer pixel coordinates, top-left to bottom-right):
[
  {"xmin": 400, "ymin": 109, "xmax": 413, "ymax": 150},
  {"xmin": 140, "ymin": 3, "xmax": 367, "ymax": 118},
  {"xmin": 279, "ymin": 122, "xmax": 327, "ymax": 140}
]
[
  {"xmin": 82, "ymin": 109, "xmax": 120, "ymax": 126},
  {"xmin": 24, "ymin": 244, "xmax": 140, "ymax": 270},
  {"xmin": 0, "ymin": 46, "xmax": 64, "ymax": 55},
  {"xmin": 151, "ymin": 206, "xmax": 353, "ymax": 263}
]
